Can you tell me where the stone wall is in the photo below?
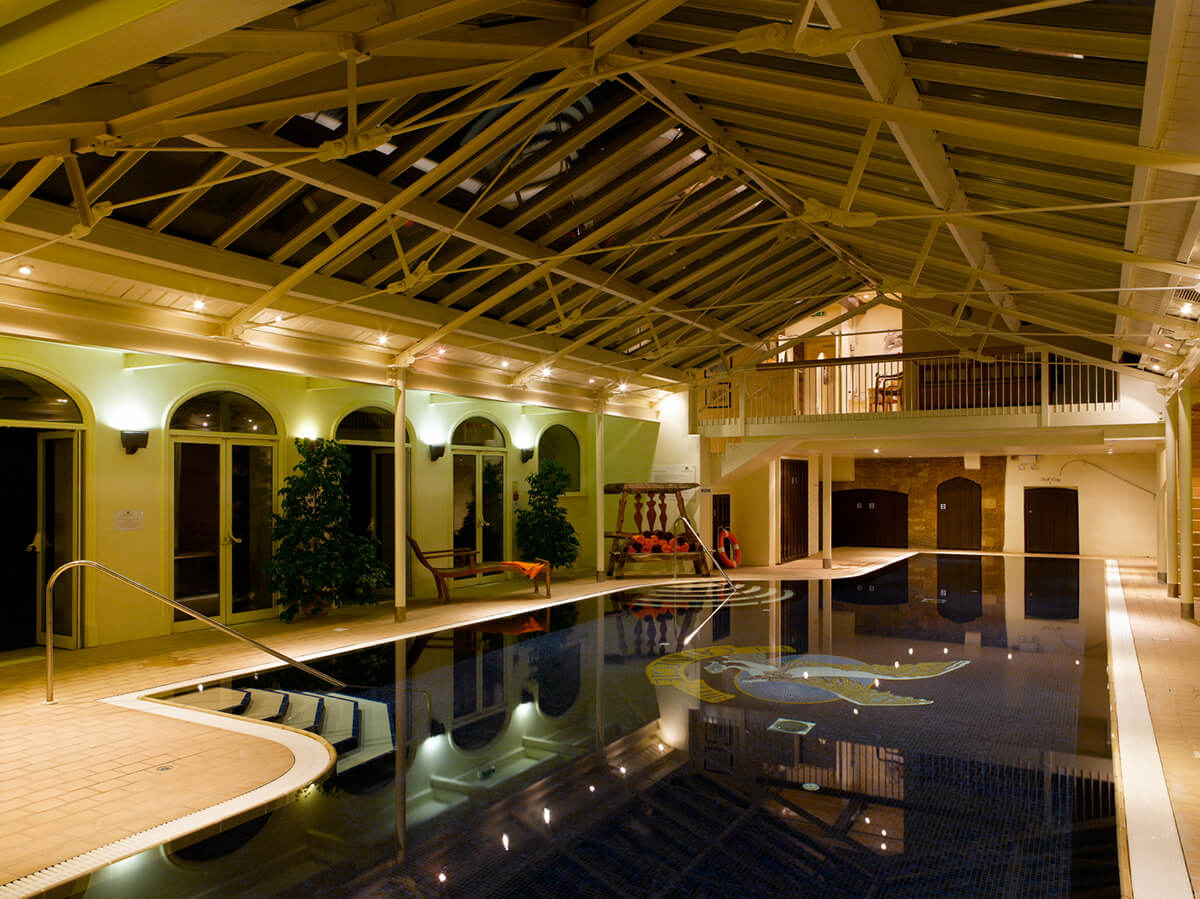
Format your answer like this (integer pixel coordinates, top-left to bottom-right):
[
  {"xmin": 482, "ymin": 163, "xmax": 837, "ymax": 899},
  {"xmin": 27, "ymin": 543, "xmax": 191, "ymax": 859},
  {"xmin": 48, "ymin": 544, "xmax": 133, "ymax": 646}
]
[{"xmin": 834, "ymin": 456, "xmax": 1006, "ymax": 550}]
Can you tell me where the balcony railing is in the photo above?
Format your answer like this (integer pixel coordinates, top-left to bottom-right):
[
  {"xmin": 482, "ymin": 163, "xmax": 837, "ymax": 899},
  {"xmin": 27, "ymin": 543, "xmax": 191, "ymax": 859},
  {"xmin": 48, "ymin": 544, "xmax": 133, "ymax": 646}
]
[{"xmin": 696, "ymin": 350, "xmax": 1121, "ymax": 428}]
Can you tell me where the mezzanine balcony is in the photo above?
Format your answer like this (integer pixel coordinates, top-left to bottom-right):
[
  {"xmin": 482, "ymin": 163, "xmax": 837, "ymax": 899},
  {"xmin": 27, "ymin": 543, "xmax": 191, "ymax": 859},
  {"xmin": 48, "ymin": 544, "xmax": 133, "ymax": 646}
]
[{"xmin": 694, "ymin": 349, "xmax": 1163, "ymax": 439}]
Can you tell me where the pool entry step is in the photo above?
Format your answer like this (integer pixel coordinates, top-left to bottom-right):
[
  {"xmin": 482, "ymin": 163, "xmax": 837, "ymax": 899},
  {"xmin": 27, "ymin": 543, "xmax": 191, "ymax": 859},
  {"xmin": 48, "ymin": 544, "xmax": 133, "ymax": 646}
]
[{"xmin": 169, "ymin": 686, "xmax": 394, "ymax": 775}]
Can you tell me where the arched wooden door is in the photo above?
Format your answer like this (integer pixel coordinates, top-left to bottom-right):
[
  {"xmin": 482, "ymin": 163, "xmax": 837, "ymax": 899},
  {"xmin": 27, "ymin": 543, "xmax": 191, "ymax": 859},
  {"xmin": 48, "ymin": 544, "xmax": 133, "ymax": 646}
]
[
  {"xmin": 833, "ymin": 488, "xmax": 908, "ymax": 548},
  {"xmin": 1024, "ymin": 487, "xmax": 1079, "ymax": 554},
  {"xmin": 937, "ymin": 477, "xmax": 982, "ymax": 550}
]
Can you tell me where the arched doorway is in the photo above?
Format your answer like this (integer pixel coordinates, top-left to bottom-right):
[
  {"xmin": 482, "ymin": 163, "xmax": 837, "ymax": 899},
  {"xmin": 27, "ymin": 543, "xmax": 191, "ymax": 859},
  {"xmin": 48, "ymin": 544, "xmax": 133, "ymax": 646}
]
[
  {"xmin": 335, "ymin": 406, "xmax": 409, "ymax": 595},
  {"xmin": 170, "ymin": 391, "xmax": 278, "ymax": 627},
  {"xmin": 451, "ymin": 416, "xmax": 506, "ymax": 578},
  {"xmin": 1024, "ymin": 487, "xmax": 1079, "ymax": 554},
  {"xmin": 0, "ymin": 368, "xmax": 83, "ymax": 650},
  {"xmin": 937, "ymin": 477, "xmax": 982, "ymax": 550}
]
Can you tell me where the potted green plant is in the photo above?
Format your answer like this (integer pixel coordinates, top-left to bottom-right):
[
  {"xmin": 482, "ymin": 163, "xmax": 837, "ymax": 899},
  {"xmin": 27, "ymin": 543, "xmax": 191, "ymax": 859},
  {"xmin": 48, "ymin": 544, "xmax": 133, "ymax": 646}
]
[
  {"xmin": 515, "ymin": 458, "xmax": 579, "ymax": 569},
  {"xmin": 266, "ymin": 438, "xmax": 390, "ymax": 622}
]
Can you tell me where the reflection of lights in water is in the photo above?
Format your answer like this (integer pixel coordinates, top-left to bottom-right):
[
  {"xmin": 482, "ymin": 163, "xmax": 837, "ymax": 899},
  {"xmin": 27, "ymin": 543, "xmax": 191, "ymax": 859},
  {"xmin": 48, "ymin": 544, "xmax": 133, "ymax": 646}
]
[
  {"xmin": 543, "ymin": 808, "xmax": 551, "ymax": 825},
  {"xmin": 852, "ymin": 708, "xmax": 858, "ymax": 715},
  {"xmin": 865, "ymin": 817, "xmax": 871, "ymax": 824},
  {"xmin": 589, "ymin": 785, "xmax": 595, "ymax": 792},
  {"xmin": 882, "ymin": 829, "xmax": 887, "ymax": 836},
  {"xmin": 502, "ymin": 833, "xmax": 509, "ymax": 851},
  {"xmin": 894, "ymin": 661, "xmax": 899, "ymax": 668},
  {"xmin": 619, "ymin": 766, "xmax": 626, "ymax": 775},
  {"xmin": 943, "ymin": 648, "xmax": 948, "ymax": 654},
  {"xmin": 438, "ymin": 869, "xmax": 447, "ymax": 883},
  {"xmin": 657, "ymin": 743, "xmax": 665, "ymax": 751},
  {"xmin": 1008, "ymin": 653, "xmax": 1013, "ymax": 660},
  {"xmin": 908, "ymin": 648, "xmax": 913, "ymax": 655},
  {"xmin": 881, "ymin": 843, "xmax": 887, "ymax": 851}
]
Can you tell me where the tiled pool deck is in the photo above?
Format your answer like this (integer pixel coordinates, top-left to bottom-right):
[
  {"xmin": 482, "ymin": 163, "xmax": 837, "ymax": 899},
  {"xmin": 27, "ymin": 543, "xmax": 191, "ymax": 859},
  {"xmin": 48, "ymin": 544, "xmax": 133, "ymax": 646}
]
[{"xmin": 0, "ymin": 552, "xmax": 1192, "ymax": 897}]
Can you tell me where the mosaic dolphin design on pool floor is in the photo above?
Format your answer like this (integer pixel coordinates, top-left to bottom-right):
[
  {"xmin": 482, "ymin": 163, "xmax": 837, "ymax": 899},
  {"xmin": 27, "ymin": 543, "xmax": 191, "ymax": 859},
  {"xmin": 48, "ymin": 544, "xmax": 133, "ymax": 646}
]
[{"xmin": 647, "ymin": 646, "xmax": 969, "ymax": 707}]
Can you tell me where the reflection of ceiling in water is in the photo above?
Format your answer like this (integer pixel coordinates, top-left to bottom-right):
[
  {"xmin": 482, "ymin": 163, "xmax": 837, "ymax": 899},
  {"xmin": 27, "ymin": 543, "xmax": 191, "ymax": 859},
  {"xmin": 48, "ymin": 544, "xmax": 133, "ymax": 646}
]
[{"xmin": 648, "ymin": 647, "xmax": 969, "ymax": 707}]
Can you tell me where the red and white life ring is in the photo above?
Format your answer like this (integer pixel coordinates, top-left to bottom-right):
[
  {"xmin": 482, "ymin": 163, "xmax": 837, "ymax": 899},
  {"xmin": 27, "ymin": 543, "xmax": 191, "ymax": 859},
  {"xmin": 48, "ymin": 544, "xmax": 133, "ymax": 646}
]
[{"xmin": 716, "ymin": 528, "xmax": 742, "ymax": 568}]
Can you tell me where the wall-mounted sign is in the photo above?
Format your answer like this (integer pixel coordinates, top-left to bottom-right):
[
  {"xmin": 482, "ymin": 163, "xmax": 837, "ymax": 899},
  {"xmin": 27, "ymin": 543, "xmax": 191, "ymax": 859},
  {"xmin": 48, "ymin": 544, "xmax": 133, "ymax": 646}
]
[{"xmin": 114, "ymin": 509, "xmax": 144, "ymax": 531}]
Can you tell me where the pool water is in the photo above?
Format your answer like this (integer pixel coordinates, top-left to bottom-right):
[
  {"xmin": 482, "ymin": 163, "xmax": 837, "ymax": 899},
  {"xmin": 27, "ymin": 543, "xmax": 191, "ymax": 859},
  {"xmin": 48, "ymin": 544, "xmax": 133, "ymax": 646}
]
[{"xmin": 83, "ymin": 553, "xmax": 1117, "ymax": 898}]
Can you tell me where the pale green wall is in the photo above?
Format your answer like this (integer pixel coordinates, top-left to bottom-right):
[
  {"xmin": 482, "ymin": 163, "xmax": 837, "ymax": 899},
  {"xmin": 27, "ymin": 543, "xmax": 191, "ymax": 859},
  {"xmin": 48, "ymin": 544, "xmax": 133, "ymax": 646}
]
[{"xmin": 0, "ymin": 336, "xmax": 670, "ymax": 648}]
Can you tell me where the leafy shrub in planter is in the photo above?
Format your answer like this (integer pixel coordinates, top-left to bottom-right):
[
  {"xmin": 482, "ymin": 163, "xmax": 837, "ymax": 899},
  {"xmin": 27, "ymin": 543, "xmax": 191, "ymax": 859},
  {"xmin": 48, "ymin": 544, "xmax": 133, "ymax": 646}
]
[
  {"xmin": 514, "ymin": 459, "xmax": 579, "ymax": 569},
  {"xmin": 266, "ymin": 438, "xmax": 390, "ymax": 622}
]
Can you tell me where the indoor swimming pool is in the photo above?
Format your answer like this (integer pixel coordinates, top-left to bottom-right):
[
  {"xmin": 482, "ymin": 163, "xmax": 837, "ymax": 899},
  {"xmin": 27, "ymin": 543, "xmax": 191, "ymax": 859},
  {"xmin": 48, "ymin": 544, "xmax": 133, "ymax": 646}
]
[{"xmin": 75, "ymin": 554, "xmax": 1117, "ymax": 898}]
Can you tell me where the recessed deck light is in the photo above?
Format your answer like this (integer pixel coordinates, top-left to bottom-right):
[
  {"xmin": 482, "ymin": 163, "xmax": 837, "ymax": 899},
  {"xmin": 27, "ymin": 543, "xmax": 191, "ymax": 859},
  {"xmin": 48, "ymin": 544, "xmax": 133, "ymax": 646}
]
[{"xmin": 873, "ymin": 448, "xmax": 879, "ymax": 454}]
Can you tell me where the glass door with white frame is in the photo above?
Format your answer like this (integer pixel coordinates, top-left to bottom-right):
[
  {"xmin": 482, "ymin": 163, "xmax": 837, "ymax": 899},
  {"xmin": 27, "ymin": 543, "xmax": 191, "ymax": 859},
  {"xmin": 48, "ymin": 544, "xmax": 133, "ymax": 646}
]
[
  {"xmin": 35, "ymin": 431, "xmax": 80, "ymax": 648},
  {"xmin": 173, "ymin": 438, "xmax": 275, "ymax": 626},
  {"xmin": 451, "ymin": 451, "xmax": 506, "ymax": 576}
]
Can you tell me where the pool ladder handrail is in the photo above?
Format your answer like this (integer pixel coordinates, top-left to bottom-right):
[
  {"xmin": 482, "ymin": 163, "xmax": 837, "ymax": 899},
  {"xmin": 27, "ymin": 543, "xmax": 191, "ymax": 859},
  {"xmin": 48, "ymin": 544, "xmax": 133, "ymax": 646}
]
[
  {"xmin": 44, "ymin": 559, "xmax": 346, "ymax": 704},
  {"xmin": 676, "ymin": 518, "xmax": 736, "ymax": 592}
]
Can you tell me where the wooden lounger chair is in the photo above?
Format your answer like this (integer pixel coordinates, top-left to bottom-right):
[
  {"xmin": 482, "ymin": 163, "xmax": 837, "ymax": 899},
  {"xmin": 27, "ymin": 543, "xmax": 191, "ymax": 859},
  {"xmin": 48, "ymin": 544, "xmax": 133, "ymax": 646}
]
[{"xmin": 407, "ymin": 536, "xmax": 551, "ymax": 603}]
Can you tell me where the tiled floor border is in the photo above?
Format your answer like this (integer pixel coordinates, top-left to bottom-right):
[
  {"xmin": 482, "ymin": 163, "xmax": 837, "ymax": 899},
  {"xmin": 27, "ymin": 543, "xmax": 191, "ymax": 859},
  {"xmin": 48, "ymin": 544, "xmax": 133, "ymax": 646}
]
[
  {"xmin": 0, "ymin": 700, "xmax": 334, "ymax": 899},
  {"xmin": 1106, "ymin": 559, "xmax": 1191, "ymax": 896}
]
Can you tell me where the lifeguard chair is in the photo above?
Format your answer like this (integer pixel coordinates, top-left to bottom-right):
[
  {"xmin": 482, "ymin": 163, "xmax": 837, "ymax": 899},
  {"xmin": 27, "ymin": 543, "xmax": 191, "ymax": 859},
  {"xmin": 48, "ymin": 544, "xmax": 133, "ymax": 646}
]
[{"xmin": 604, "ymin": 482, "xmax": 710, "ymax": 578}]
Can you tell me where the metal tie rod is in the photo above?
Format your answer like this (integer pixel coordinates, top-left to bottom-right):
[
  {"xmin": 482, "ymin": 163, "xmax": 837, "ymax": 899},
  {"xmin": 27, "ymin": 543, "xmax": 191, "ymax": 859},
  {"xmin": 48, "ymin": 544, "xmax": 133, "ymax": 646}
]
[{"xmin": 44, "ymin": 559, "xmax": 346, "ymax": 703}]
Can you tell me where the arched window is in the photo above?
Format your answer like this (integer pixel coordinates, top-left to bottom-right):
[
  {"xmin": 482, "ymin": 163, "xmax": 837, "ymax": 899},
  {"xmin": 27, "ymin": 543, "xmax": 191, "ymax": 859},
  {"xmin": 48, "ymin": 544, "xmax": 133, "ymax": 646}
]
[
  {"xmin": 170, "ymin": 391, "xmax": 276, "ymax": 434},
  {"xmin": 538, "ymin": 424, "xmax": 580, "ymax": 491},
  {"xmin": 0, "ymin": 368, "xmax": 81, "ymax": 422},
  {"xmin": 335, "ymin": 406, "xmax": 402, "ymax": 443},
  {"xmin": 452, "ymin": 416, "xmax": 505, "ymax": 447}
]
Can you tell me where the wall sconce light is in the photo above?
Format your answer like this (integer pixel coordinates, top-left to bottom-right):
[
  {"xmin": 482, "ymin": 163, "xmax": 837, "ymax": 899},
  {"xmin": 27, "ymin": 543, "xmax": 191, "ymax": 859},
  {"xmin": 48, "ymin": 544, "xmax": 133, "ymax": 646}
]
[
  {"xmin": 120, "ymin": 430, "xmax": 149, "ymax": 455},
  {"xmin": 519, "ymin": 448, "xmax": 534, "ymax": 463},
  {"xmin": 429, "ymin": 444, "xmax": 446, "ymax": 462}
]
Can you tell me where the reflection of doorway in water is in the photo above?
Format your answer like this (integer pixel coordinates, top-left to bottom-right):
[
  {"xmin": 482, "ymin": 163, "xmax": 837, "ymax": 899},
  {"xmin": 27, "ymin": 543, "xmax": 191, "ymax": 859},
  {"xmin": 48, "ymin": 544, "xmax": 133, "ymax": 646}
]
[
  {"xmin": 937, "ymin": 555, "xmax": 983, "ymax": 623},
  {"xmin": 1025, "ymin": 557, "xmax": 1080, "ymax": 620}
]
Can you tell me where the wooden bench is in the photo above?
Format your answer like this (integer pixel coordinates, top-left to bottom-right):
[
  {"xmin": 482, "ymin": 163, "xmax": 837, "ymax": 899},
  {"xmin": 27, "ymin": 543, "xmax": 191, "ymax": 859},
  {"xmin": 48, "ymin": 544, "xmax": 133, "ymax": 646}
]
[
  {"xmin": 604, "ymin": 482, "xmax": 710, "ymax": 578},
  {"xmin": 407, "ymin": 536, "xmax": 551, "ymax": 603}
]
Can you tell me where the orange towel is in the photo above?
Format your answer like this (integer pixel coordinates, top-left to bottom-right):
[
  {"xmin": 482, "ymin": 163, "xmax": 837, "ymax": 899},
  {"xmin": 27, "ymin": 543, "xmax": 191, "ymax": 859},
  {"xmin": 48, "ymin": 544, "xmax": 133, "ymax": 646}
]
[{"xmin": 500, "ymin": 560, "xmax": 547, "ymax": 580}]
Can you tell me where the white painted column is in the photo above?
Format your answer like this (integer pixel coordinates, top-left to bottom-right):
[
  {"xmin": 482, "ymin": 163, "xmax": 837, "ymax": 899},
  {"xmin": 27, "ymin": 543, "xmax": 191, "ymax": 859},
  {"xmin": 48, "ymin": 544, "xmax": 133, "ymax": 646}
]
[
  {"xmin": 394, "ymin": 373, "xmax": 407, "ymax": 622},
  {"xmin": 595, "ymin": 399, "xmax": 606, "ymax": 582},
  {"xmin": 1157, "ymin": 445, "xmax": 1167, "ymax": 584},
  {"xmin": 821, "ymin": 451, "xmax": 833, "ymax": 569},
  {"xmin": 1179, "ymin": 388, "xmax": 1193, "ymax": 617},
  {"xmin": 1166, "ymin": 395, "xmax": 1179, "ymax": 598}
]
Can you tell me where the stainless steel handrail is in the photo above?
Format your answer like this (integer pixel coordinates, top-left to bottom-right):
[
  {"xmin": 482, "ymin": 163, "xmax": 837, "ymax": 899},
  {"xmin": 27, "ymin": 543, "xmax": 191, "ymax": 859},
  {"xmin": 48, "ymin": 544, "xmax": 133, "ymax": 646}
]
[
  {"xmin": 44, "ymin": 560, "xmax": 346, "ymax": 703},
  {"xmin": 676, "ymin": 517, "xmax": 736, "ymax": 592}
]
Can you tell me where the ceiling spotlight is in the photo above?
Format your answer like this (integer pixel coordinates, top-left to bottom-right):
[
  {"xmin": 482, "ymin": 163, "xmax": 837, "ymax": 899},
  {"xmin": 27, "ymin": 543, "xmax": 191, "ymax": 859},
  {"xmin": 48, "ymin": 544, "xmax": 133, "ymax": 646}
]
[
  {"xmin": 1153, "ymin": 363, "xmax": 1161, "ymax": 371},
  {"xmin": 1183, "ymin": 303, "xmax": 1194, "ymax": 315},
  {"xmin": 615, "ymin": 383, "xmax": 627, "ymax": 392},
  {"xmin": 191, "ymin": 299, "xmax": 205, "ymax": 311},
  {"xmin": 588, "ymin": 378, "xmax": 596, "ymax": 384},
  {"xmin": 377, "ymin": 334, "xmax": 389, "ymax": 345},
  {"xmin": 16, "ymin": 264, "xmax": 32, "ymax": 276},
  {"xmin": 437, "ymin": 347, "xmax": 446, "ymax": 355},
  {"xmin": 501, "ymin": 360, "xmax": 509, "ymax": 368},
  {"xmin": 873, "ymin": 448, "xmax": 880, "ymax": 454},
  {"xmin": 1165, "ymin": 343, "xmax": 1174, "ymax": 349},
  {"xmin": 273, "ymin": 314, "xmax": 283, "ymax": 323},
  {"xmin": 541, "ymin": 366, "xmax": 552, "ymax": 378}
]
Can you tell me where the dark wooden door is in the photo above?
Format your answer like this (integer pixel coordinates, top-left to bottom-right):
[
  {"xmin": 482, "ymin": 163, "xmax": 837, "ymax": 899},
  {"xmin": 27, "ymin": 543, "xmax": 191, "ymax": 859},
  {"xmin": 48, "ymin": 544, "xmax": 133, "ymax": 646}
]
[
  {"xmin": 937, "ymin": 477, "xmax": 982, "ymax": 550},
  {"xmin": 711, "ymin": 493, "xmax": 731, "ymax": 548},
  {"xmin": 780, "ymin": 459, "xmax": 808, "ymax": 563},
  {"xmin": 833, "ymin": 489, "xmax": 908, "ymax": 548},
  {"xmin": 1024, "ymin": 487, "xmax": 1079, "ymax": 554}
]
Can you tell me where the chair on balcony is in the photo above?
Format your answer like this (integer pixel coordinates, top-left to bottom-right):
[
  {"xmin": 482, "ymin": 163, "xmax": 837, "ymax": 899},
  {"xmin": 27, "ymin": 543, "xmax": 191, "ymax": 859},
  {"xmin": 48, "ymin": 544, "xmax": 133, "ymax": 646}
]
[{"xmin": 872, "ymin": 372, "xmax": 903, "ymax": 412}]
